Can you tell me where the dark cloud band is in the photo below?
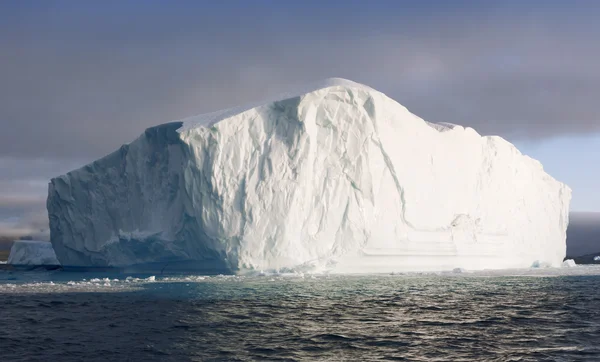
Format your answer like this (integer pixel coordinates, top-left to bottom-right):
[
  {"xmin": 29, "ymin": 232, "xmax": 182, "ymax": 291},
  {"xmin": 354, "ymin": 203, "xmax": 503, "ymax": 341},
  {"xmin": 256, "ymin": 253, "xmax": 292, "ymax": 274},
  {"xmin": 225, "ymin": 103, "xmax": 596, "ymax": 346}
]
[{"xmin": 0, "ymin": 1, "xmax": 599, "ymax": 238}]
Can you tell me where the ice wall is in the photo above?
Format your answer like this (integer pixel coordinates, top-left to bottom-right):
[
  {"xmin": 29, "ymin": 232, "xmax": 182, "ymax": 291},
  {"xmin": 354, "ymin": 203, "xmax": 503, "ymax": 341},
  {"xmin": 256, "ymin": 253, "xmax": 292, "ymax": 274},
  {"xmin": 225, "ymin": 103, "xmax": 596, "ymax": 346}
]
[{"xmin": 47, "ymin": 78, "xmax": 571, "ymax": 273}]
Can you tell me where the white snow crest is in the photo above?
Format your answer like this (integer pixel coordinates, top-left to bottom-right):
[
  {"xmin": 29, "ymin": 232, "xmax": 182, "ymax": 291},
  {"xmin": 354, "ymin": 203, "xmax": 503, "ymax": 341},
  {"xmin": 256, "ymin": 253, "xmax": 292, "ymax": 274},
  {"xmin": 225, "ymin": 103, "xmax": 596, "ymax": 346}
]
[{"xmin": 176, "ymin": 78, "xmax": 378, "ymax": 131}]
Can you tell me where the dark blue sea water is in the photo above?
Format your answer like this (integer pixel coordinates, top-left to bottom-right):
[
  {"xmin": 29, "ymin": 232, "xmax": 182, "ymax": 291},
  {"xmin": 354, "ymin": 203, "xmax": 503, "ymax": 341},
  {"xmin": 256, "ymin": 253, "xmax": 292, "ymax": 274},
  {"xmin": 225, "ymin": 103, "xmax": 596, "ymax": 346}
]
[{"xmin": 2, "ymin": 268, "xmax": 600, "ymax": 361}]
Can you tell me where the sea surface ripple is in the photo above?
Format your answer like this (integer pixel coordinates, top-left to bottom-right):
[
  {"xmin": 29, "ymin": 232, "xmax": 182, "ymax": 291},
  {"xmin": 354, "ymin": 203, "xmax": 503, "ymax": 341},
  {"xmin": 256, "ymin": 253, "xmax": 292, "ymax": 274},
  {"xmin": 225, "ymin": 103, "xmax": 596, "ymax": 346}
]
[{"xmin": 1, "ymin": 270, "xmax": 600, "ymax": 361}]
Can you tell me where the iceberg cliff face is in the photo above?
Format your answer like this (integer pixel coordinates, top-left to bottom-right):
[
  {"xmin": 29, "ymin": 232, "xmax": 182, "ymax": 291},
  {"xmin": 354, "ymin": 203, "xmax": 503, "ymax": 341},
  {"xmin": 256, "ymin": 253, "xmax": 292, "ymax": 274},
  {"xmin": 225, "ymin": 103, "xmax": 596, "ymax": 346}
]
[{"xmin": 47, "ymin": 78, "xmax": 571, "ymax": 273}]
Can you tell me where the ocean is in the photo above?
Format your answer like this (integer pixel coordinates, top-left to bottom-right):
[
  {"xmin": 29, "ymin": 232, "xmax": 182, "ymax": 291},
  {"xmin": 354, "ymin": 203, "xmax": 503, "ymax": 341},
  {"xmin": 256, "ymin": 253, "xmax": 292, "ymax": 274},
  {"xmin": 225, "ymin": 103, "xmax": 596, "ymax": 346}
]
[{"xmin": 2, "ymin": 268, "xmax": 600, "ymax": 361}]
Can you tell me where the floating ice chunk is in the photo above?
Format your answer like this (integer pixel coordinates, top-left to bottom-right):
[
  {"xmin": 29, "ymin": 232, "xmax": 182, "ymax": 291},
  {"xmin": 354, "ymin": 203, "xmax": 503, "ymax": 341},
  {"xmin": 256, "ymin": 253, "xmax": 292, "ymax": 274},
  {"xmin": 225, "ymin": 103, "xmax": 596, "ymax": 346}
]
[
  {"xmin": 594, "ymin": 256, "xmax": 600, "ymax": 261},
  {"xmin": 531, "ymin": 260, "xmax": 552, "ymax": 268},
  {"xmin": 8, "ymin": 240, "xmax": 60, "ymax": 266},
  {"xmin": 562, "ymin": 259, "xmax": 576, "ymax": 268}
]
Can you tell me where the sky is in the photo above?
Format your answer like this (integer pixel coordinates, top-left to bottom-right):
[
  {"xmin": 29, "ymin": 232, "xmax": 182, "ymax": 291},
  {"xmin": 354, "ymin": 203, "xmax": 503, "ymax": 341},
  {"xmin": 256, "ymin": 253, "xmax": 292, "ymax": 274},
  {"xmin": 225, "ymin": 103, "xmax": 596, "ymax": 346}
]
[{"xmin": 0, "ymin": 0, "xmax": 599, "ymax": 238}]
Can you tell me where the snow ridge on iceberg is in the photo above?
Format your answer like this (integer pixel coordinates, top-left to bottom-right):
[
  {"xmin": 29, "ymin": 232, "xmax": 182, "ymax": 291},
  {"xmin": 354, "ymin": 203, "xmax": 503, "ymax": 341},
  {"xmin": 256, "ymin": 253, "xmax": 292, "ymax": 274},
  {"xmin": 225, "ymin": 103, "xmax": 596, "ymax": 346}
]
[{"xmin": 47, "ymin": 78, "xmax": 571, "ymax": 273}]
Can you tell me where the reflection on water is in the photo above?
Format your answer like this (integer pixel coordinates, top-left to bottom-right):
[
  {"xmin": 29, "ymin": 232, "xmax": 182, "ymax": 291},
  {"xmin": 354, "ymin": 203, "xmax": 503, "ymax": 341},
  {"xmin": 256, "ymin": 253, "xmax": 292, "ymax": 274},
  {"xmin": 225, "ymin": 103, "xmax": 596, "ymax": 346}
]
[{"xmin": 1, "ymin": 272, "xmax": 600, "ymax": 361}]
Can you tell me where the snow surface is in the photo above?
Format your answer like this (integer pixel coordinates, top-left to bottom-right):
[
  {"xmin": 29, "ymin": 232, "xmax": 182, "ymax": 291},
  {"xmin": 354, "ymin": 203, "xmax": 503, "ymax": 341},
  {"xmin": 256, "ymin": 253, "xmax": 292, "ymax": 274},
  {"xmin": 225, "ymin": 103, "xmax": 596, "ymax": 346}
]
[
  {"xmin": 47, "ymin": 78, "xmax": 571, "ymax": 273},
  {"xmin": 8, "ymin": 240, "xmax": 60, "ymax": 266}
]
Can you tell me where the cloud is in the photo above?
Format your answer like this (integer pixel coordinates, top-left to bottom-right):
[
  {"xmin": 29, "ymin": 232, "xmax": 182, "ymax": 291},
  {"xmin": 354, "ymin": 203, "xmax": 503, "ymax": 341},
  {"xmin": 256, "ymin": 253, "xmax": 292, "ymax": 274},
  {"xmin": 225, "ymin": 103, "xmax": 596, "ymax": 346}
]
[
  {"xmin": 0, "ymin": 157, "xmax": 82, "ymax": 239},
  {"xmin": 0, "ymin": 1, "xmax": 599, "ymax": 235},
  {"xmin": 567, "ymin": 212, "xmax": 600, "ymax": 257},
  {"xmin": 1, "ymin": 2, "xmax": 599, "ymax": 161},
  {"xmin": 0, "ymin": 210, "xmax": 50, "ymax": 241}
]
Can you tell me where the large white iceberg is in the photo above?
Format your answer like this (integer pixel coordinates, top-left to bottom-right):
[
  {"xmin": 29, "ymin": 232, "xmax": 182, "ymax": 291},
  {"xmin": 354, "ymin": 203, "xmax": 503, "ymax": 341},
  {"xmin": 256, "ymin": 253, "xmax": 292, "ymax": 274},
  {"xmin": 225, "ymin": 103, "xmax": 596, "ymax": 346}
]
[
  {"xmin": 8, "ymin": 240, "xmax": 61, "ymax": 266},
  {"xmin": 47, "ymin": 78, "xmax": 571, "ymax": 273}
]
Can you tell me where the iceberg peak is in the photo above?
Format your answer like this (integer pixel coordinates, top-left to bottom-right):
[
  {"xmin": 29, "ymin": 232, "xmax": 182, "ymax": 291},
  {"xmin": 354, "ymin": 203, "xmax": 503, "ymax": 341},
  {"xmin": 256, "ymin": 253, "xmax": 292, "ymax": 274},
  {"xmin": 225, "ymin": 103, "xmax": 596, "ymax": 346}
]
[{"xmin": 176, "ymin": 77, "xmax": 380, "ymax": 132}]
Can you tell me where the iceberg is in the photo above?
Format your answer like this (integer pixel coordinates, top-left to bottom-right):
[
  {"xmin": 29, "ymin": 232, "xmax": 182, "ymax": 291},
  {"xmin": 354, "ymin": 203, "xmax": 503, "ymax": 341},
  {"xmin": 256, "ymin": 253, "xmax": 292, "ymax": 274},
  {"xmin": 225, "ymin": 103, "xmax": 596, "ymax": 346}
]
[
  {"xmin": 8, "ymin": 240, "xmax": 61, "ymax": 266},
  {"xmin": 47, "ymin": 78, "xmax": 571, "ymax": 273}
]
